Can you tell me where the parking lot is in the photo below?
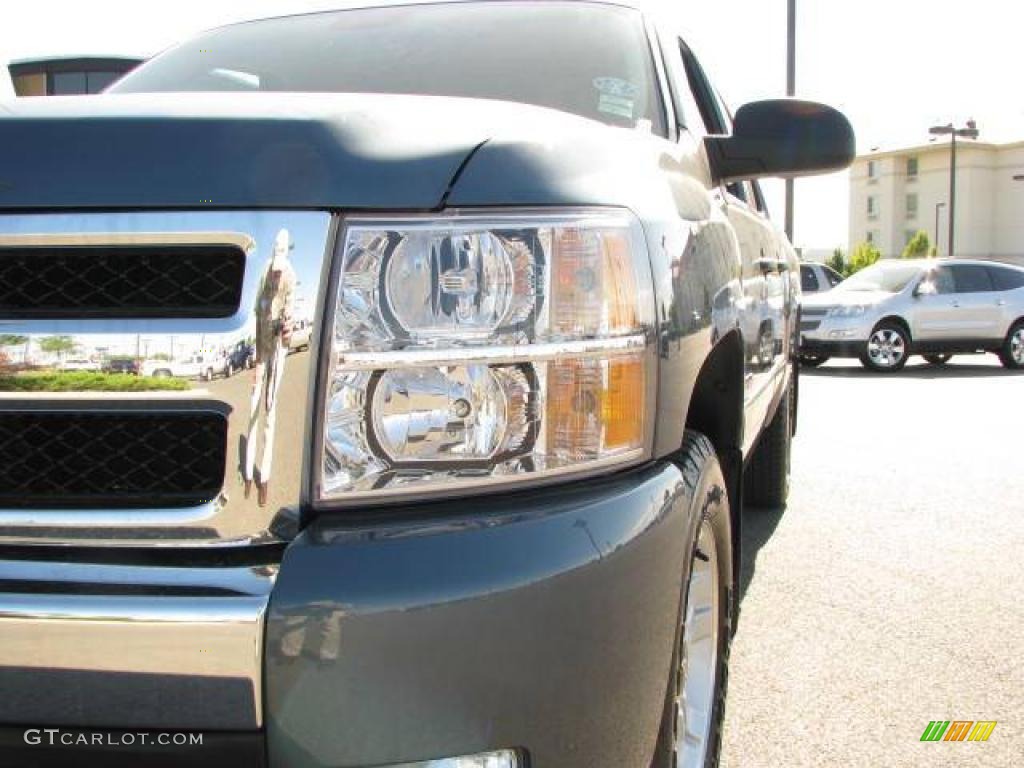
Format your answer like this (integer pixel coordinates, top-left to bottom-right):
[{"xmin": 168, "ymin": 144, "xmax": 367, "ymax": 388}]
[{"xmin": 721, "ymin": 357, "xmax": 1023, "ymax": 767}]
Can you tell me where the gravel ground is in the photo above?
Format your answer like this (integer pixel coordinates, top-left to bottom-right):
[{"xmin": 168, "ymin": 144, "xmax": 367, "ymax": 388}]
[{"xmin": 720, "ymin": 357, "xmax": 1024, "ymax": 768}]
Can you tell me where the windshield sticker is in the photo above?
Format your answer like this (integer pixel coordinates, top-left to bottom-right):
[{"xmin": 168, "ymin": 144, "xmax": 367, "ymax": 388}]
[
  {"xmin": 593, "ymin": 77, "xmax": 639, "ymax": 98},
  {"xmin": 594, "ymin": 77, "xmax": 638, "ymax": 120},
  {"xmin": 598, "ymin": 93, "xmax": 635, "ymax": 119}
]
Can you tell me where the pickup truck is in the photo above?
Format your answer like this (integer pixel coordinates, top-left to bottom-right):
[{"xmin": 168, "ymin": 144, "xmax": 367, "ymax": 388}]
[
  {"xmin": 140, "ymin": 351, "xmax": 229, "ymax": 381},
  {"xmin": 0, "ymin": 2, "xmax": 853, "ymax": 767}
]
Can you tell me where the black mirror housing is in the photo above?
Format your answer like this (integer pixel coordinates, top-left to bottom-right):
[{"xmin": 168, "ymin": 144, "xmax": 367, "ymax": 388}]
[{"xmin": 705, "ymin": 99, "xmax": 856, "ymax": 184}]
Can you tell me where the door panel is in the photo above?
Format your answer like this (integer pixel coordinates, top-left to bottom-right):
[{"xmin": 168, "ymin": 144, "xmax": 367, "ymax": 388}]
[
  {"xmin": 950, "ymin": 265, "xmax": 1003, "ymax": 339},
  {"xmin": 721, "ymin": 190, "xmax": 777, "ymax": 447},
  {"xmin": 950, "ymin": 293, "xmax": 1004, "ymax": 339},
  {"xmin": 911, "ymin": 266, "xmax": 963, "ymax": 341}
]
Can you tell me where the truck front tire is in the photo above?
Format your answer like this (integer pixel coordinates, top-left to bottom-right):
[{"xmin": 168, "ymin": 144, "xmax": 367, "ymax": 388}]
[{"xmin": 653, "ymin": 432, "xmax": 733, "ymax": 768}]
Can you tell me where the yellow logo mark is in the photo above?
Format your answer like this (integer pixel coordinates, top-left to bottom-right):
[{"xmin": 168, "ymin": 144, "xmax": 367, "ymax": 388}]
[{"xmin": 967, "ymin": 722, "xmax": 997, "ymax": 742}]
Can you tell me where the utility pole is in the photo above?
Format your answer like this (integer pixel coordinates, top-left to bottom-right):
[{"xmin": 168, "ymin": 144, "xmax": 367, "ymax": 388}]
[
  {"xmin": 785, "ymin": 0, "xmax": 796, "ymax": 242},
  {"xmin": 929, "ymin": 120, "xmax": 979, "ymax": 257}
]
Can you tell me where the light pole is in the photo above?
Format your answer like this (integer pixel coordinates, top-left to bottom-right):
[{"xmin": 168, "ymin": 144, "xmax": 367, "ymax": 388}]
[
  {"xmin": 929, "ymin": 120, "xmax": 980, "ymax": 257},
  {"xmin": 934, "ymin": 202, "xmax": 946, "ymax": 256},
  {"xmin": 785, "ymin": 0, "xmax": 796, "ymax": 242}
]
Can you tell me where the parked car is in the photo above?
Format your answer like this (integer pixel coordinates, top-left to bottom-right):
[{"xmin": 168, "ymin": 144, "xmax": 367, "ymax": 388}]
[
  {"xmin": 102, "ymin": 356, "xmax": 140, "ymax": 375},
  {"xmin": 140, "ymin": 351, "xmax": 228, "ymax": 380},
  {"xmin": 800, "ymin": 261, "xmax": 844, "ymax": 294},
  {"xmin": 227, "ymin": 340, "xmax": 256, "ymax": 373},
  {"xmin": 288, "ymin": 319, "xmax": 312, "ymax": 352},
  {"xmin": 0, "ymin": 3, "xmax": 854, "ymax": 767},
  {"xmin": 57, "ymin": 357, "xmax": 100, "ymax": 371},
  {"xmin": 801, "ymin": 258, "xmax": 1024, "ymax": 371}
]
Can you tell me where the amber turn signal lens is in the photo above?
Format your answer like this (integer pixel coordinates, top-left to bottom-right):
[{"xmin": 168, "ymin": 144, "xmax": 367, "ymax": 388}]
[
  {"xmin": 546, "ymin": 355, "xmax": 645, "ymax": 461},
  {"xmin": 551, "ymin": 228, "xmax": 638, "ymax": 337}
]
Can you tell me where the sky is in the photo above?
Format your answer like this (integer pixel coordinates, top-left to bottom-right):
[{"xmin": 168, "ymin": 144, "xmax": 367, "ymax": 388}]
[{"xmin": 2, "ymin": 0, "xmax": 1022, "ymax": 252}]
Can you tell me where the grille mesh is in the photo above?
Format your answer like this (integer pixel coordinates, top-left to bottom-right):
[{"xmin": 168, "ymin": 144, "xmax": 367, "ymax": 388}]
[
  {"xmin": 0, "ymin": 244, "xmax": 245, "ymax": 319},
  {"xmin": 0, "ymin": 411, "xmax": 227, "ymax": 508}
]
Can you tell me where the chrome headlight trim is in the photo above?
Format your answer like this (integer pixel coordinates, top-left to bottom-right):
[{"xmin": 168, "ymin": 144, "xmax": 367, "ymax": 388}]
[{"xmin": 310, "ymin": 208, "xmax": 658, "ymax": 510}]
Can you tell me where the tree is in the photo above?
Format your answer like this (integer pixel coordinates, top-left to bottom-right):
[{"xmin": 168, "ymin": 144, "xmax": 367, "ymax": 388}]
[
  {"xmin": 902, "ymin": 230, "xmax": 931, "ymax": 259},
  {"xmin": 848, "ymin": 242, "xmax": 882, "ymax": 275},
  {"xmin": 38, "ymin": 336, "xmax": 76, "ymax": 361},
  {"xmin": 826, "ymin": 248, "xmax": 847, "ymax": 277}
]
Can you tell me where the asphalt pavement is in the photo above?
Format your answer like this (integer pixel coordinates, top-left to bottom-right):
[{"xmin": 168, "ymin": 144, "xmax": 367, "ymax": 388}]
[{"xmin": 720, "ymin": 356, "xmax": 1023, "ymax": 767}]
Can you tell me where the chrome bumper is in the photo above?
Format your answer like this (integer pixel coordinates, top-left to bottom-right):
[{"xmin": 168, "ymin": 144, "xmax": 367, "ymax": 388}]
[{"xmin": 0, "ymin": 556, "xmax": 275, "ymax": 729}]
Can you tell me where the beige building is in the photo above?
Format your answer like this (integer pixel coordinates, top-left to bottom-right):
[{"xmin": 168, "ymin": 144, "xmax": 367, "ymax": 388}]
[
  {"xmin": 849, "ymin": 138, "xmax": 1024, "ymax": 266},
  {"xmin": 7, "ymin": 56, "xmax": 141, "ymax": 97}
]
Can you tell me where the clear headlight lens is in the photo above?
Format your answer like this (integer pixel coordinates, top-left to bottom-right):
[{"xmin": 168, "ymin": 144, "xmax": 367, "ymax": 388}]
[
  {"xmin": 827, "ymin": 305, "xmax": 867, "ymax": 318},
  {"xmin": 318, "ymin": 211, "xmax": 655, "ymax": 504},
  {"xmin": 370, "ymin": 365, "xmax": 532, "ymax": 464}
]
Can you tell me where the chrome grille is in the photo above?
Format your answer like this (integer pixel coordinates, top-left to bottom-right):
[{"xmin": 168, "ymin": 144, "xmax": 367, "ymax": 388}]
[
  {"xmin": 0, "ymin": 243, "xmax": 245, "ymax": 319},
  {"xmin": 0, "ymin": 210, "xmax": 332, "ymax": 546},
  {"xmin": 0, "ymin": 410, "xmax": 227, "ymax": 508}
]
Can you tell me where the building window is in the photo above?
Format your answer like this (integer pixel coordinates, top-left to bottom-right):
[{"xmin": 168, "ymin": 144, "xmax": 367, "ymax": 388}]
[
  {"xmin": 906, "ymin": 193, "xmax": 918, "ymax": 219},
  {"xmin": 51, "ymin": 71, "xmax": 88, "ymax": 95},
  {"xmin": 866, "ymin": 231, "xmax": 875, "ymax": 244},
  {"xmin": 867, "ymin": 195, "xmax": 877, "ymax": 218},
  {"xmin": 49, "ymin": 70, "xmax": 121, "ymax": 95},
  {"xmin": 867, "ymin": 160, "xmax": 878, "ymax": 182},
  {"xmin": 907, "ymin": 156, "xmax": 919, "ymax": 179},
  {"xmin": 86, "ymin": 71, "xmax": 121, "ymax": 93}
]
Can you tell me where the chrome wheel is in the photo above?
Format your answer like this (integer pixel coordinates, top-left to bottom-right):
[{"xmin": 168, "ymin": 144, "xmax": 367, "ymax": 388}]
[
  {"xmin": 1012, "ymin": 328, "xmax": 1024, "ymax": 366},
  {"xmin": 675, "ymin": 520, "xmax": 720, "ymax": 768},
  {"xmin": 866, "ymin": 328, "xmax": 906, "ymax": 369}
]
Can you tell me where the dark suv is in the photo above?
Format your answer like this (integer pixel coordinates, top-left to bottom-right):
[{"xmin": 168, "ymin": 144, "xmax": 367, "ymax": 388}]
[
  {"xmin": 101, "ymin": 356, "xmax": 139, "ymax": 375},
  {"xmin": 227, "ymin": 340, "xmax": 256, "ymax": 374},
  {"xmin": 0, "ymin": 2, "xmax": 852, "ymax": 767}
]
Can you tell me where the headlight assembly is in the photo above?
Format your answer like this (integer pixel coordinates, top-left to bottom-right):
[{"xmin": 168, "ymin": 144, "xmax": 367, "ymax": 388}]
[
  {"xmin": 827, "ymin": 305, "xmax": 868, "ymax": 318},
  {"xmin": 315, "ymin": 210, "xmax": 656, "ymax": 505}
]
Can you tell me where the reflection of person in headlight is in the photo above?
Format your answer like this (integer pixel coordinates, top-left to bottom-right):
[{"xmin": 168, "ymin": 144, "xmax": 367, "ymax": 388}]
[{"xmin": 243, "ymin": 228, "xmax": 296, "ymax": 506}]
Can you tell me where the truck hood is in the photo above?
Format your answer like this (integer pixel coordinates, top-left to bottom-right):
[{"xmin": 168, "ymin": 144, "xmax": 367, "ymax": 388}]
[{"xmin": 0, "ymin": 92, "xmax": 627, "ymax": 211}]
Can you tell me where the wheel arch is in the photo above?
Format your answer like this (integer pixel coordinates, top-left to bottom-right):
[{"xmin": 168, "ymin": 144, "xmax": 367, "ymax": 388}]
[
  {"xmin": 875, "ymin": 314, "xmax": 913, "ymax": 342},
  {"xmin": 682, "ymin": 330, "xmax": 745, "ymax": 597},
  {"xmin": 683, "ymin": 331, "xmax": 744, "ymax": 459}
]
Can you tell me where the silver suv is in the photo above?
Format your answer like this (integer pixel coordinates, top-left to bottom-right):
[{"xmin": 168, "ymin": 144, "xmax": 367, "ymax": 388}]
[{"xmin": 800, "ymin": 258, "xmax": 1024, "ymax": 372}]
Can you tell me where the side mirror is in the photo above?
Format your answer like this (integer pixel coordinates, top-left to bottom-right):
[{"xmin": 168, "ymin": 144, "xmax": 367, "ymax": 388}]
[
  {"xmin": 914, "ymin": 281, "xmax": 937, "ymax": 298},
  {"xmin": 705, "ymin": 99, "xmax": 856, "ymax": 184}
]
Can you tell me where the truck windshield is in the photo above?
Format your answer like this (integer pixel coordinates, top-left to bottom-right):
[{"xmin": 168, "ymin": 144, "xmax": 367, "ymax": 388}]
[{"xmin": 110, "ymin": 1, "xmax": 666, "ymax": 136}]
